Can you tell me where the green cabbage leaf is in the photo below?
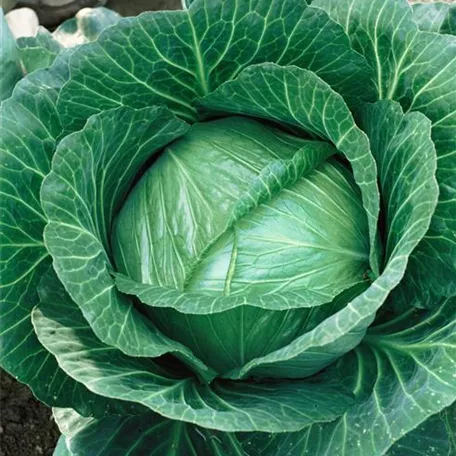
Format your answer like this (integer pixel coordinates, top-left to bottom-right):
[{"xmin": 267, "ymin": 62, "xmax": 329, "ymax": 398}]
[{"xmin": 0, "ymin": 0, "xmax": 454, "ymax": 455}]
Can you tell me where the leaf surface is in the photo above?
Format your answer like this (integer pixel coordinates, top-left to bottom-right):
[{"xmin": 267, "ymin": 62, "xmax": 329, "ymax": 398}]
[
  {"xmin": 17, "ymin": 28, "xmax": 61, "ymax": 74},
  {"xmin": 57, "ymin": 0, "xmax": 374, "ymax": 131},
  {"xmin": 237, "ymin": 298, "xmax": 456, "ymax": 455},
  {"xmin": 33, "ymin": 283, "xmax": 354, "ymax": 433},
  {"xmin": 386, "ymin": 404, "xmax": 456, "ymax": 456},
  {"xmin": 314, "ymin": 0, "xmax": 456, "ymax": 300},
  {"xmin": 201, "ymin": 73, "xmax": 437, "ymax": 380},
  {"xmin": 412, "ymin": 2, "xmax": 452, "ymax": 33},
  {"xmin": 0, "ymin": 9, "xmax": 22, "ymax": 101},
  {"xmin": 54, "ymin": 408, "xmax": 245, "ymax": 456},
  {"xmin": 41, "ymin": 105, "xmax": 215, "ymax": 381},
  {"xmin": 200, "ymin": 63, "xmax": 381, "ymax": 276},
  {"xmin": 0, "ymin": 52, "xmax": 118, "ymax": 414}
]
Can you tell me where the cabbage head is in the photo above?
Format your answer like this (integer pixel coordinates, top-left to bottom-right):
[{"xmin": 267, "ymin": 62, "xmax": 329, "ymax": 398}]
[{"xmin": 1, "ymin": 1, "xmax": 455, "ymax": 455}]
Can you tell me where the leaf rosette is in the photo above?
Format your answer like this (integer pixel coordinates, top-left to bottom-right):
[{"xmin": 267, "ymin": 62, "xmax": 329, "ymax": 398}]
[{"xmin": 0, "ymin": 1, "xmax": 455, "ymax": 455}]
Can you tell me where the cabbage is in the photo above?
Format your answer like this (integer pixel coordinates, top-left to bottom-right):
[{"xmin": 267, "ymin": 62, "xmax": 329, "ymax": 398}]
[{"xmin": 0, "ymin": 1, "xmax": 455, "ymax": 454}]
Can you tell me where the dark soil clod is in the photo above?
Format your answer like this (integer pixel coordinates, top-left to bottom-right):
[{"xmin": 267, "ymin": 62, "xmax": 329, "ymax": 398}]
[{"xmin": 0, "ymin": 369, "xmax": 59, "ymax": 456}]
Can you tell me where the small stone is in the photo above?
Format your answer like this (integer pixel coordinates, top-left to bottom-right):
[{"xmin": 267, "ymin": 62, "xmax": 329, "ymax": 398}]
[{"xmin": 5, "ymin": 7, "xmax": 39, "ymax": 38}]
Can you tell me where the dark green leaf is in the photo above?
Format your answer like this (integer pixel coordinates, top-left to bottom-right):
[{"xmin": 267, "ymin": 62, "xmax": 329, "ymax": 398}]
[
  {"xmin": 358, "ymin": 100, "xmax": 438, "ymax": 267},
  {"xmin": 57, "ymin": 0, "xmax": 374, "ymax": 132},
  {"xmin": 395, "ymin": 30, "xmax": 456, "ymax": 300},
  {"xmin": 0, "ymin": 51, "xmax": 104, "ymax": 413},
  {"xmin": 237, "ymin": 298, "xmax": 456, "ymax": 455},
  {"xmin": 441, "ymin": 4, "xmax": 456, "ymax": 35},
  {"xmin": 36, "ymin": 268, "xmax": 148, "ymax": 417},
  {"xmin": 41, "ymin": 105, "xmax": 215, "ymax": 381},
  {"xmin": 33, "ymin": 287, "xmax": 354, "ymax": 433},
  {"xmin": 17, "ymin": 27, "xmax": 61, "ymax": 73},
  {"xmin": 386, "ymin": 404, "xmax": 456, "ymax": 456},
  {"xmin": 314, "ymin": 0, "xmax": 456, "ymax": 300},
  {"xmin": 54, "ymin": 408, "xmax": 245, "ymax": 456},
  {"xmin": 360, "ymin": 99, "xmax": 440, "ymax": 309},
  {"xmin": 0, "ymin": 8, "xmax": 22, "ymax": 101},
  {"xmin": 313, "ymin": 0, "xmax": 417, "ymax": 100}
]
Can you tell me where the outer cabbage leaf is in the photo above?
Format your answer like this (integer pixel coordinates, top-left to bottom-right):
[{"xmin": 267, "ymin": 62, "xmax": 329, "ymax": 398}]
[
  {"xmin": 17, "ymin": 27, "xmax": 62, "ymax": 74},
  {"xmin": 53, "ymin": 408, "xmax": 246, "ymax": 456},
  {"xmin": 236, "ymin": 297, "xmax": 456, "ymax": 455},
  {"xmin": 53, "ymin": 436, "xmax": 72, "ymax": 456},
  {"xmin": 32, "ymin": 279, "xmax": 355, "ymax": 433},
  {"xmin": 0, "ymin": 52, "xmax": 122, "ymax": 415},
  {"xmin": 57, "ymin": 0, "xmax": 375, "ymax": 132},
  {"xmin": 36, "ymin": 268, "xmax": 148, "ymax": 417},
  {"xmin": 314, "ymin": 0, "xmax": 456, "ymax": 302},
  {"xmin": 412, "ymin": 3, "xmax": 454, "ymax": 33},
  {"xmin": 0, "ymin": 8, "xmax": 21, "ymax": 101},
  {"xmin": 313, "ymin": 0, "xmax": 417, "ymax": 100},
  {"xmin": 16, "ymin": 7, "xmax": 122, "ymax": 75},
  {"xmin": 386, "ymin": 404, "xmax": 456, "ymax": 456},
  {"xmin": 41, "ymin": 105, "xmax": 216, "ymax": 381},
  {"xmin": 0, "ymin": 64, "xmax": 60, "ymax": 397}
]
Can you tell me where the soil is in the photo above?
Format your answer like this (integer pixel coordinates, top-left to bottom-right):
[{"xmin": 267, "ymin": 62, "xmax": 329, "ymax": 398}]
[{"xmin": 0, "ymin": 369, "xmax": 59, "ymax": 456}]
